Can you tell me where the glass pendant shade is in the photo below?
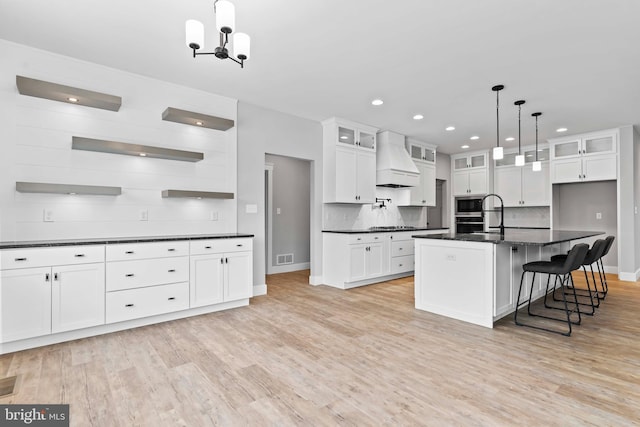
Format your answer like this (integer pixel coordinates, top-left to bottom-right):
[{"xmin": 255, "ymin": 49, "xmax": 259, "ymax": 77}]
[
  {"xmin": 532, "ymin": 160, "xmax": 542, "ymax": 171},
  {"xmin": 215, "ymin": 0, "xmax": 235, "ymax": 33},
  {"xmin": 493, "ymin": 146, "xmax": 504, "ymax": 160},
  {"xmin": 515, "ymin": 154, "xmax": 525, "ymax": 166},
  {"xmin": 233, "ymin": 32, "xmax": 250, "ymax": 59},
  {"xmin": 185, "ymin": 20, "xmax": 205, "ymax": 49}
]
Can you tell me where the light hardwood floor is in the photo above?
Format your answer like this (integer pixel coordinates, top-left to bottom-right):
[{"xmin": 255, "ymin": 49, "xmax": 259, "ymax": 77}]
[{"xmin": 1, "ymin": 271, "xmax": 639, "ymax": 426}]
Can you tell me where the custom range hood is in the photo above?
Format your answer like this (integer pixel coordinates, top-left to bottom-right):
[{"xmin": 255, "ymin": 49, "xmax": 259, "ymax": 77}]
[{"xmin": 376, "ymin": 130, "xmax": 419, "ymax": 187}]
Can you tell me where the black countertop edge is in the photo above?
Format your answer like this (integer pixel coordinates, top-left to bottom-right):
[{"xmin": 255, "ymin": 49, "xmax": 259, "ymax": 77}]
[
  {"xmin": 503, "ymin": 226, "xmax": 551, "ymax": 230},
  {"xmin": 411, "ymin": 230, "xmax": 605, "ymax": 246},
  {"xmin": 323, "ymin": 227, "xmax": 449, "ymax": 234},
  {"xmin": 0, "ymin": 233, "xmax": 255, "ymax": 249}
]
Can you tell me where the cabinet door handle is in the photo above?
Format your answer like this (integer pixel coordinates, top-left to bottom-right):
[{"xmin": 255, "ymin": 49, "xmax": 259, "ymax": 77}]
[
  {"xmin": 168, "ymin": 297, "xmax": 176, "ymax": 301},
  {"xmin": 399, "ymin": 264, "xmax": 403, "ymax": 267},
  {"xmin": 374, "ymin": 237, "xmax": 378, "ymax": 240},
  {"xmin": 221, "ymin": 258, "xmax": 224, "ymax": 264},
  {"xmin": 357, "ymin": 238, "xmax": 361, "ymax": 241},
  {"xmin": 205, "ymin": 246, "xmax": 212, "ymax": 249},
  {"xmin": 125, "ymin": 303, "xmax": 134, "ymax": 308},
  {"xmin": 399, "ymin": 247, "xmax": 403, "ymax": 251},
  {"xmin": 236, "ymin": 244, "xmax": 243, "ymax": 247},
  {"xmin": 225, "ymin": 258, "xmax": 229, "ymax": 264},
  {"xmin": 74, "ymin": 254, "xmax": 85, "ymax": 258},
  {"xmin": 167, "ymin": 248, "xmax": 176, "ymax": 252},
  {"xmin": 45, "ymin": 273, "xmax": 50, "ymax": 282},
  {"xmin": 125, "ymin": 251, "xmax": 135, "ymax": 254},
  {"xmin": 54, "ymin": 273, "xmax": 58, "ymax": 281},
  {"xmin": 168, "ymin": 269, "xmax": 176, "ymax": 273},
  {"xmin": 14, "ymin": 257, "xmax": 27, "ymax": 262},
  {"xmin": 125, "ymin": 273, "xmax": 135, "ymax": 277}
]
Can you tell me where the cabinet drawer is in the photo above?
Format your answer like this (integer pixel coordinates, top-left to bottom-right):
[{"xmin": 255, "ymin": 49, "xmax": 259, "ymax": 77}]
[
  {"xmin": 190, "ymin": 238, "xmax": 253, "ymax": 255},
  {"xmin": 391, "ymin": 240, "xmax": 414, "ymax": 257},
  {"xmin": 106, "ymin": 257, "xmax": 189, "ymax": 291},
  {"xmin": 106, "ymin": 282, "xmax": 189, "ymax": 324},
  {"xmin": 106, "ymin": 241, "xmax": 189, "ymax": 261},
  {"xmin": 348, "ymin": 234, "xmax": 385, "ymax": 244},
  {"xmin": 391, "ymin": 255, "xmax": 414, "ymax": 274},
  {"xmin": 1, "ymin": 245, "xmax": 104, "ymax": 270}
]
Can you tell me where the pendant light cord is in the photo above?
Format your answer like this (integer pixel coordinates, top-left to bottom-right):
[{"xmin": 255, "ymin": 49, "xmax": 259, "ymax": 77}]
[
  {"xmin": 496, "ymin": 91, "xmax": 500, "ymax": 149},
  {"xmin": 535, "ymin": 115, "xmax": 538, "ymax": 161},
  {"xmin": 518, "ymin": 104, "xmax": 521, "ymax": 155}
]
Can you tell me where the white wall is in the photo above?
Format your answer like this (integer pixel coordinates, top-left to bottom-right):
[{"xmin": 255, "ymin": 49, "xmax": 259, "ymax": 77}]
[
  {"xmin": 618, "ymin": 125, "xmax": 635, "ymax": 279},
  {"xmin": 237, "ymin": 103, "xmax": 322, "ymax": 293},
  {"xmin": 635, "ymin": 126, "xmax": 640, "ymax": 275},
  {"xmin": 0, "ymin": 40, "xmax": 238, "ymax": 241}
]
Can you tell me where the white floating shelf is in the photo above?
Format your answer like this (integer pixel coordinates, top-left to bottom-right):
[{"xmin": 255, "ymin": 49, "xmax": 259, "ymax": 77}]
[
  {"xmin": 16, "ymin": 75, "xmax": 122, "ymax": 111},
  {"xmin": 72, "ymin": 136, "xmax": 204, "ymax": 162},
  {"xmin": 161, "ymin": 190, "xmax": 234, "ymax": 199},
  {"xmin": 16, "ymin": 182, "xmax": 122, "ymax": 196},
  {"xmin": 162, "ymin": 107, "xmax": 234, "ymax": 131}
]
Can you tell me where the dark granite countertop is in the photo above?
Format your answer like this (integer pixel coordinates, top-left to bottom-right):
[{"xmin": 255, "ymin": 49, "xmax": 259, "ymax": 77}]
[
  {"xmin": 0, "ymin": 233, "xmax": 255, "ymax": 249},
  {"xmin": 411, "ymin": 229, "xmax": 604, "ymax": 246},
  {"xmin": 323, "ymin": 227, "xmax": 449, "ymax": 234}
]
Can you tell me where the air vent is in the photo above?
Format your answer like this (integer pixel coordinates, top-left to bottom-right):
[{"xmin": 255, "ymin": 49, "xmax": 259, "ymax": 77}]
[
  {"xmin": 0, "ymin": 376, "xmax": 18, "ymax": 398},
  {"xmin": 276, "ymin": 253, "xmax": 294, "ymax": 265}
]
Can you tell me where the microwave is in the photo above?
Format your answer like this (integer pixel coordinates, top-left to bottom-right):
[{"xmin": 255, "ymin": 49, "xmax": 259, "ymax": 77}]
[{"xmin": 455, "ymin": 196, "xmax": 484, "ymax": 215}]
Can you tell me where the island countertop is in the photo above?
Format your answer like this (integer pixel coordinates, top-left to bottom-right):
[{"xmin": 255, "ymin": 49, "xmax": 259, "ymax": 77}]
[{"xmin": 411, "ymin": 229, "xmax": 604, "ymax": 246}]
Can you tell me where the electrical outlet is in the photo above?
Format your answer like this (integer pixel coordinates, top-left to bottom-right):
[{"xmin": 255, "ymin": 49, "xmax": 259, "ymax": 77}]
[
  {"xmin": 596, "ymin": 212, "xmax": 602, "ymax": 220},
  {"xmin": 276, "ymin": 208, "xmax": 281, "ymax": 215},
  {"xmin": 43, "ymin": 209, "xmax": 54, "ymax": 222},
  {"xmin": 446, "ymin": 254, "xmax": 456, "ymax": 261},
  {"xmin": 139, "ymin": 210, "xmax": 148, "ymax": 221},
  {"xmin": 210, "ymin": 211, "xmax": 218, "ymax": 221}
]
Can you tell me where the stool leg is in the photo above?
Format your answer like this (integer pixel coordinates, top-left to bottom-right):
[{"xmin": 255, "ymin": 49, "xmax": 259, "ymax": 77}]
[
  {"xmin": 514, "ymin": 270, "xmax": 527, "ymax": 326},
  {"xmin": 589, "ymin": 264, "xmax": 602, "ymax": 306},
  {"xmin": 544, "ymin": 274, "xmax": 558, "ymax": 308},
  {"xmin": 597, "ymin": 258, "xmax": 608, "ymax": 296},
  {"xmin": 567, "ymin": 272, "xmax": 582, "ymax": 325},
  {"xmin": 558, "ymin": 273, "xmax": 573, "ymax": 336},
  {"xmin": 526, "ymin": 271, "xmax": 537, "ymax": 315}
]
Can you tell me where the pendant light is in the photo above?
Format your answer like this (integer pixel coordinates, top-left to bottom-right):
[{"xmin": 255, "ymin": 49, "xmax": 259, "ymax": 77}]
[
  {"xmin": 532, "ymin": 112, "xmax": 542, "ymax": 171},
  {"xmin": 514, "ymin": 100, "xmax": 526, "ymax": 166},
  {"xmin": 492, "ymin": 85, "xmax": 504, "ymax": 160}
]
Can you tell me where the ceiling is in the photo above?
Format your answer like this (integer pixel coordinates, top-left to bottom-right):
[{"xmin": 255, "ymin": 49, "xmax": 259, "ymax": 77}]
[{"xmin": 1, "ymin": 0, "xmax": 639, "ymax": 154}]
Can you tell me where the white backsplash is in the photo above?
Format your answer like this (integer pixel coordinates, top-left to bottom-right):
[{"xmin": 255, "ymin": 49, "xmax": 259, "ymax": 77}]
[{"xmin": 504, "ymin": 206, "xmax": 551, "ymax": 228}]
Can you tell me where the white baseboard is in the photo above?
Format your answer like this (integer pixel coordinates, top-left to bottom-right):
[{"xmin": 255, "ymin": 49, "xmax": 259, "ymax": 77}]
[
  {"xmin": 268, "ymin": 262, "xmax": 310, "ymax": 274},
  {"xmin": 253, "ymin": 284, "xmax": 267, "ymax": 296},
  {"xmin": 618, "ymin": 269, "xmax": 640, "ymax": 282},
  {"xmin": 309, "ymin": 275, "xmax": 323, "ymax": 286}
]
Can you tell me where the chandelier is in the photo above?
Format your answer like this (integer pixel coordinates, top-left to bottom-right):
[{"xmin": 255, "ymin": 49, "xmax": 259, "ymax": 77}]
[{"xmin": 185, "ymin": 0, "xmax": 250, "ymax": 68}]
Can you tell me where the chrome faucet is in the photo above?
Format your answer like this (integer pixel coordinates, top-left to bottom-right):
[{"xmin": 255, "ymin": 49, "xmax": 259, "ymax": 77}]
[{"xmin": 481, "ymin": 193, "xmax": 505, "ymax": 235}]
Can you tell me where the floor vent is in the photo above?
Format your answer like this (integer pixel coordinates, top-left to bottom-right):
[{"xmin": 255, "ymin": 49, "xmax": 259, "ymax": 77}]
[
  {"xmin": 0, "ymin": 376, "xmax": 18, "ymax": 398},
  {"xmin": 276, "ymin": 253, "xmax": 294, "ymax": 265}
]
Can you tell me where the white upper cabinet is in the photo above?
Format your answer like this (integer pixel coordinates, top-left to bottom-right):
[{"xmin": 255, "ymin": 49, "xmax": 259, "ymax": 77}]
[
  {"xmin": 451, "ymin": 151, "xmax": 488, "ymax": 196},
  {"xmin": 494, "ymin": 146, "xmax": 550, "ymax": 207},
  {"xmin": 323, "ymin": 118, "xmax": 379, "ymax": 203},
  {"xmin": 549, "ymin": 130, "xmax": 617, "ymax": 183},
  {"xmin": 407, "ymin": 139, "xmax": 436, "ymax": 163}
]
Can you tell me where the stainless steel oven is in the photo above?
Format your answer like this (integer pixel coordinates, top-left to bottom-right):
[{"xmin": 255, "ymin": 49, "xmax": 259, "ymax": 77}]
[
  {"xmin": 455, "ymin": 215, "xmax": 484, "ymax": 234},
  {"xmin": 455, "ymin": 196, "xmax": 484, "ymax": 216}
]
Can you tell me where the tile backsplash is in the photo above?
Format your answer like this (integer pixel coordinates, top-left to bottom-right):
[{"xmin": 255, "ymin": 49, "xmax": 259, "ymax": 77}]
[{"xmin": 323, "ymin": 203, "xmax": 426, "ymax": 230}]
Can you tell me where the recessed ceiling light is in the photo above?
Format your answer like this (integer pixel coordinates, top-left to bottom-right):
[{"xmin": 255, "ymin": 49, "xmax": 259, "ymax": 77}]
[
  {"xmin": 445, "ymin": 126, "xmax": 455, "ymax": 131},
  {"xmin": 195, "ymin": 121, "xmax": 203, "ymax": 126},
  {"xmin": 140, "ymin": 153, "xmax": 147, "ymax": 157},
  {"xmin": 505, "ymin": 137, "xmax": 515, "ymax": 141},
  {"xmin": 413, "ymin": 114, "xmax": 424, "ymax": 120},
  {"xmin": 556, "ymin": 127, "xmax": 568, "ymax": 132},
  {"xmin": 470, "ymin": 136, "xmax": 479, "ymax": 140},
  {"xmin": 461, "ymin": 144, "xmax": 470, "ymax": 149},
  {"xmin": 67, "ymin": 97, "xmax": 78, "ymax": 103},
  {"xmin": 371, "ymin": 99, "xmax": 384, "ymax": 106}
]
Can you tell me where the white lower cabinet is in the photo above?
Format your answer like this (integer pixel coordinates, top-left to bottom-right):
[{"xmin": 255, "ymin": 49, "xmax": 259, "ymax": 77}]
[
  {"xmin": 106, "ymin": 282, "xmax": 189, "ymax": 324},
  {"xmin": 0, "ymin": 245, "xmax": 105, "ymax": 343},
  {"xmin": 189, "ymin": 238, "xmax": 253, "ymax": 307}
]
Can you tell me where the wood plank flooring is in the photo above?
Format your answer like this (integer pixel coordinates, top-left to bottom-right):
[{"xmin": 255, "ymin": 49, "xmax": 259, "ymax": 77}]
[{"xmin": 1, "ymin": 271, "xmax": 639, "ymax": 426}]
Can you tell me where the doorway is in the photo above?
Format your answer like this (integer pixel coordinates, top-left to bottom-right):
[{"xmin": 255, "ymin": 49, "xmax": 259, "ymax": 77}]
[
  {"xmin": 427, "ymin": 179, "xmax": 445, "ymax": 228},
  {"xmin": 265, "ymin": 154, "xmax": 311, "ymax": 274}
]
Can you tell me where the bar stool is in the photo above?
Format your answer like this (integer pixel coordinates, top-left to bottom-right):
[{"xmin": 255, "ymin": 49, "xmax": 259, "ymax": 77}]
[
  {"xmin": 598, "ymin": 236, "xmax": 615, "ymax": 298},
  {"xmin": 514, "ymin": 243, "xmax": 589, "ymax": 336},
  {"xmin": 549, "ymin": 239, "xmax": 607, "ymax": 314}
]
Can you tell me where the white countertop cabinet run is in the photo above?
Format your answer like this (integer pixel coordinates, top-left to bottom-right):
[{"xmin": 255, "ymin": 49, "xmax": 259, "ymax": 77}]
[{"xmin": 549, "ymin": 130, "xmax": 617, "ymax": 183}]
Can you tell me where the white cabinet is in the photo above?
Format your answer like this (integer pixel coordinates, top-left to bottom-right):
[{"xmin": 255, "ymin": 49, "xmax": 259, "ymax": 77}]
[
  {"xmin": 451, "ymin": 152, "xmax": 488, "ymax": 196},
  {"xmin": 0, "ymin": 245, "xmax": 105, "ymax": 343},
  {"xmin": 407, "ymin": 140, "xmax": 436, "ymax": 163},
  {"xmin": 550, "ymin": 131, "xmax": 617, "ymax": 183},
  {"xmin": 190, "ymin": 238, "xmax": 253, "ymax": 307},
  {"xmin": 1, "ymin": 267, "xmax": 52, "ymax": 342},
  {"xmin": 323, "ymin": 117, "xmax": 378, "ymax": 203},
  {"xmin": 408, "ymin": 162, "xmax": 436, "ymax": 206},
  {"xmin": 494, "ymin": 157, "xmax": 550, "ymax": 207},
  {"xmin": 390, "ymin": 234, "xmax": 415, "ymax": 274},
  {"xmin": 348, "ymin": 240, "xmax": 386, "ymax": 282}
]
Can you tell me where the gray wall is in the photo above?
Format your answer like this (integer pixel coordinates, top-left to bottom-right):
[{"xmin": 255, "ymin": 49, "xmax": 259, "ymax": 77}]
[
  {"xmin": 635, "ymin": 126, "xmax": 640, "ymax": 272},
  {"xmin": 553, "ymin": 181, "xmax": 618, "ymax": 268},
  {"xmin": 237, "ymin": 102, "xmax": 323, "ymax": 292},
  {"xmin": 436, "ymin": 152, "xmax": 451, "ymax": 228},
  {"xmin": 265, "ymin": 154, "xmax": 311, "ymax": 268},
  {"xmin": 618, "ymin": 125, "xmax": 636, "ymax": 278}
]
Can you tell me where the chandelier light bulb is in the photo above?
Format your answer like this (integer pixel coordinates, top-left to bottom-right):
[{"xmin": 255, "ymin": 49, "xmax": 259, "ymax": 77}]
[
  {"xmin": 215, "ymin": 0, "xmax": 235, "ymax": 33},
  {"xmin": 233, "ymin": 32, "xmax": 250, "ymax": 60},
  {"xmin": 185, "ymin": 19, "xmax": 205, "ymax": 49}
]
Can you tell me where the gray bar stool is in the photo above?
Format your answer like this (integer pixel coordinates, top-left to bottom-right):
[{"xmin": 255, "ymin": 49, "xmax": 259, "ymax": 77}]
[
  {"xmin": 598, "ymin": 236, "xmax": 615, "ymax": 298},
  {"xmin": 514, "ymin": 243, "xmax": 589, "ymax": 336},
  {"xmin": 549, "ymin": 239, "xmax": 607, "ymax": 314}
]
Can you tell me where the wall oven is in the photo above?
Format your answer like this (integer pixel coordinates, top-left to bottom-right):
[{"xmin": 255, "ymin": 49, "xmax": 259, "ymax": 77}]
[{"xmin": 455, "ymin": 215, "xmax": 484, "ymax": 234}]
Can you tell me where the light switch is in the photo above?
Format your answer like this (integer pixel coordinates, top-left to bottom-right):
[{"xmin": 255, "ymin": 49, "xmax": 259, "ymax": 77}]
[
  {"xmin": 596, "ymin": 212, "xmax": 602, "ymax": 220},
  {"xmin": 43, "ymin": 209, "xmax": 54, "ymax": 222},
  {"xmin": 245, "ymin": 204, "xmax": 258, "ymax": 214},
  {"xmin": 276, "ymin": 208, "xmax": 281, "ymax": 215},
  {"xmin": 139, "ymin": 210, "xmax": 148, "ymax": 221},
  {"xmin": 210, "ymin": 211, "xmax": 218, "ymax": 221},
  {"xmin": 446, "ymin": 254, "xmax": 456, "ymax": 261}
]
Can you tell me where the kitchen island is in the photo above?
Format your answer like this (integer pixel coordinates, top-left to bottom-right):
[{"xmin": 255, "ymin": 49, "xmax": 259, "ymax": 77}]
[{"xmin": 412, "ymin": 230, "xmax": 603, "ymax": 328}]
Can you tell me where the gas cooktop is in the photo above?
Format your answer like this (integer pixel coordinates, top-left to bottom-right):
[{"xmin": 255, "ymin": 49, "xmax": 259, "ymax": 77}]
[{"xmin": 368, "ymin": 226, "xmax": 417, "ymax": 231}]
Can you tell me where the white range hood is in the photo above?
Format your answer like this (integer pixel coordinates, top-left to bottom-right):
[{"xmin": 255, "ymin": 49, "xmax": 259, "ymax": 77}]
[{"xmin": 376, "ymin": 130, "xmax": 419, "ymax": 187}]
